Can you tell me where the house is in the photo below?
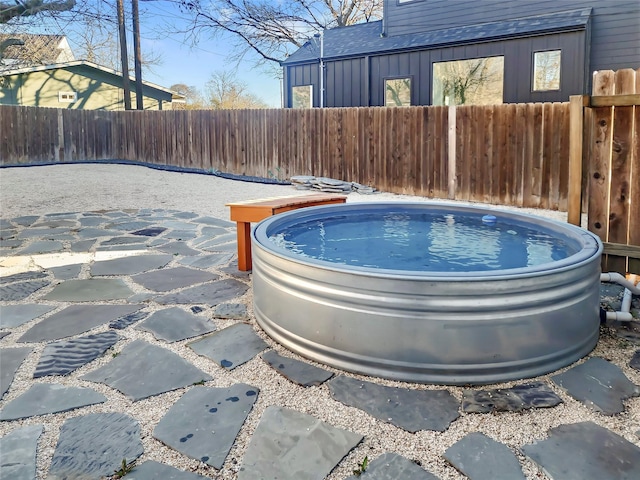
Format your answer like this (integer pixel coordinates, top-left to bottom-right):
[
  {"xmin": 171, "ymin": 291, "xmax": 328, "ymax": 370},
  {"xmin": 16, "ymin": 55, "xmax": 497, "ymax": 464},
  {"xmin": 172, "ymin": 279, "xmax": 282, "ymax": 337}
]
[
  {"xmin": 281, "ymin": 0, "xmax": 640, "ymax": 108},
  {"xmin": 0, "ymin": 34, "xmax": 75, "ymax": 69},
  {"xmin": 0, "ymin": 60, "xmax": 183, "ymax": 110}
]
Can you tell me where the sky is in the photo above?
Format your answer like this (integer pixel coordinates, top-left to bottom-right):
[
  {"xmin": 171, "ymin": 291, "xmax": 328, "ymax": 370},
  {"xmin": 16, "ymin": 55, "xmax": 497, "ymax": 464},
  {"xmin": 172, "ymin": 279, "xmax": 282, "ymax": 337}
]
[{"xmin": 3, "ymin": 0, "xmax": 285, "ymax": 107}]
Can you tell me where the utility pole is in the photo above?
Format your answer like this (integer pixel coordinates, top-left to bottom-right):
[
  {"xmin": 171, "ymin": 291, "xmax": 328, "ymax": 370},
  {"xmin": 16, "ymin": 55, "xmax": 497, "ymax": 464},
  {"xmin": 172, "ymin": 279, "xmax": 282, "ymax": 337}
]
[
  {"xmin": 131, "ymin": 0, "xmax": 144, "ymax": 110},
  {"xmin": 116, "ymin": 0, "xmax": 131, "ymax": 110}
]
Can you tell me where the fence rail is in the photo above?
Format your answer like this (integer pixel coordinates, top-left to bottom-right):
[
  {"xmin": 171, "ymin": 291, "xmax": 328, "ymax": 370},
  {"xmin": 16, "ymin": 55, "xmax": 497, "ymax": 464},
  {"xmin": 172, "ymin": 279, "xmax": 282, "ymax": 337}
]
[{"xmin": 0, "ymin": 102, "xmax": 570, "ymax": 210}]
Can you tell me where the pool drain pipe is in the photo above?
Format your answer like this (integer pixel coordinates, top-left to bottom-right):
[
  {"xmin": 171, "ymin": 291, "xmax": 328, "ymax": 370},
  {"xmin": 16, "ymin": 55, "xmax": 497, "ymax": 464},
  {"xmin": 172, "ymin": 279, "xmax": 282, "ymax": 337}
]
[{"xmin": 600, "ymin": 273, "xmax": 639, "ymax": 322}]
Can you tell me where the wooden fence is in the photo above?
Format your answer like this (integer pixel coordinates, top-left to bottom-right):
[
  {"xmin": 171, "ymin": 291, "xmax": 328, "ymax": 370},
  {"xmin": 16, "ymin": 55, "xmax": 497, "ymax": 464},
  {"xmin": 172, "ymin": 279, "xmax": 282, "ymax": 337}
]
[
  {"xmin": 568, "ymin": 68, "xmax": 640, "ymax": 274},
  {"xmin": 0, "ymin": 102, "xmax": 570, "ymax": 211}
]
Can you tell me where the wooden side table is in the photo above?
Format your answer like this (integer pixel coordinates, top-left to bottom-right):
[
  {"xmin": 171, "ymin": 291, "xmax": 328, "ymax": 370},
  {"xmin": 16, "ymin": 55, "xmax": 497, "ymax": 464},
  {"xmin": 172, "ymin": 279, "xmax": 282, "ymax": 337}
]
[{"xmin": 226, "ymin": 193, "xmax": 347, "ymax": 271}]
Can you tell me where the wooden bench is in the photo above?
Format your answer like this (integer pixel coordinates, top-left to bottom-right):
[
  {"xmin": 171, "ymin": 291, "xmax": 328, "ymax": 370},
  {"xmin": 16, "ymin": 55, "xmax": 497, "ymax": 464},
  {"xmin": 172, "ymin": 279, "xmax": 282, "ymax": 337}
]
[{"xmin": 226, "ymin": 193, "xmax": 347, "ymax": 271}]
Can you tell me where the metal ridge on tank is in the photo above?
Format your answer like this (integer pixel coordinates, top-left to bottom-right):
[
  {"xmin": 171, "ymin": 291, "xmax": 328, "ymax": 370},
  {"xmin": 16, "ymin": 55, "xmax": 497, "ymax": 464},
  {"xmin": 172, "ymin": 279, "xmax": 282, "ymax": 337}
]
[{"xmin": 251, "ymin": 202, "xmax": 603, "ymax": 385}]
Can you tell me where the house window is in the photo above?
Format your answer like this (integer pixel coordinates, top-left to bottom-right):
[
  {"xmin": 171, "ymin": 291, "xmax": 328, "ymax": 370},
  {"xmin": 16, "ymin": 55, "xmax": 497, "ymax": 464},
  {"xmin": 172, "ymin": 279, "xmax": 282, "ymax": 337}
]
[
  {"xmin": 385, "ymin": 78, "xmax": 411, "ymax": 106},
  {"xmin": 58, "ymin": 91, "xmax": 77, "ymax": 103},
  {"xmin": 533, "ymin": 50, "xmax": 561, "ymax": 91},
  {"xmin": 292, "ymin": 85, "xmax": 312, "ymax": 108},
  {"xmin": 432, "ymin": 56, "xmax": 504, "ymax": 106}
]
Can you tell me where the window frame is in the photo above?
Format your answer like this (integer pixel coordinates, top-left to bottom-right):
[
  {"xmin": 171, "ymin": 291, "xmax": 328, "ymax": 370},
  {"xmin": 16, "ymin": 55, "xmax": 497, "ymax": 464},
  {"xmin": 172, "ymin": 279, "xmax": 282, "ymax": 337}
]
[
  {"xmin": 384, "ymin": 76, "xmax": 413, "ymax": 107},
  {"xmin": 532, "ymin": 49, "xmax": 562, "ymax": 92},
  {"xmin": 291, "ymin": 84, "xmax": 313, "ymax": 108},
  {"xmin": 58, "ymin": 91, "xmax": 77, "ymax": 103},
  {"xmin": 431, "ymin": 55, "xmax": 505, "ymax": 106}
]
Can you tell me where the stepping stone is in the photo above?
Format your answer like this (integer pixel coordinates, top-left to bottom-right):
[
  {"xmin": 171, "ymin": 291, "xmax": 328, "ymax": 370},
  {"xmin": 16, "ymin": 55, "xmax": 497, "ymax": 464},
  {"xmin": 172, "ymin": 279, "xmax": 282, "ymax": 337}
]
[
  {"xmin": 173, "ymin": 212, "xmax": 199, "ymax": 220},
  {"xmin": 69, "ymin": 239, "xmax": 96, "ymax": 252},
  {"xmin": 158, "ymin": 220, "xmax": 198, "ymax": 231},
  {"xmin": 262, "ymin": 350, "xmax": 333, "ymax": 387},
  {"xmin": 19, "ymin": 240, "xmax": 64, "ymax": 254},
  {"xmin": 109, "ymin": 310, "xmax": 150, "ymax": 329},
  {"xmin": 238, "ymin": 405, "xmax": 362, "ymax": 480},
  {"xmin": 0, "ymin": 271, "xmax": 47, "ymax": 284},
  {"xmin": 156, "ymin": 278, "xmax": 248, "ymax": 306},
  {"xmin": 44, "ymin": 278, "xmax": 134, "ymax": 301},
  {"xmin": 0, "ymin": 383, "xmax": 106, "ymax": 421},
  {"xmin": 0, "ymin": 424, "xmax": 43, "ymax": 480},
  {"xmin": 18, "ymin": 305, "xmax": 141, "ymax": 343},
  {"xmin": 0, "ymin": 280, "xmax": 49, "ymax": 301},
  {"xmin": 90, "ymin": 254, "xmax": 173, "ymax": 276},
  {"xmin": 155, "ymin": 241, "xmax": 201, "ymax": 256},
  {"xmin": 213, "ymin": 303, "xmax": 248, "ymax": 319},
  {"xmin": 127, "ymin": 460, "xmax": 208, "ymax": 479},
  {"xmin": 163, "ymin": 230, "xmax": 198, "ymax": 240},
  {"xmin": 189, "ymin": 323, "xmax": 268, "ymax": 370},
  {"xmin": 109, "ymin": 221, "xmax": 153, "ymax": 232},
  {"xmin": 0, "ymin": 347, "xmax": 32, "ymax": 398},
  {"xmin": 132, "ymin": 267, "xmax": 217, "ymax": 292},
  {"xmin": 48, "ymin": 263, "xmax": 82, "ymax": 280},
  {"xmin": 77, "ymin": 227, "xmax": 124, "ymax": 239},
  {"xmin": 0, "ymin": 304, "xmax": 55, "ymax": 328},
  {"xmin": 345, "ymin": 453, "xmax": 439, "ymax": 480},
  {"xmin": 154, "ymin": 384, "xmax": 259, "ymax": 468},
  {"xmin": 328, "ymin": 376, "xmax": 459, "ymax": 432},
  {"xmin": 177, "ymin": 253, "xmax": 235, "ymax": 269},
  {"xmin": 34, "ymin": 331, "xmax": 121, "ymax": 378},
  {"xmin": 82, "ymin": 339, "xmax": 211, "ymax": 401},
  {"xmin": 631, "ymin": 350, "xmax": 640, "ymax": 371},
  {"xmin": 78, "ymin": 217, "xmax": 104, "ymax": 227},
  {"xmin": 18, "ymin": 227, "xmax": 70, "ymax": 238},
  {"xmin": 131, "ymin": 227, "xmax": 167, "ymax": 236},
  {"xmin": 444, "ymin": 432, "xmax": 524, "ymax": 480},
  {"xmin": 551, "ymin": 357, "xmax": 640, "ymax": 415},
  {"xmin": 0, "ymin": 332, "xmax": 8, "ymax": 340},
  {"xmin": 12, "ymin": 215, "xmax": 39, "ymax": 226},
  {"xmin": 462, "ymin": 382, "xmax": 562, "ymax": 413},
  {"xmin": 136, "ymin": 307, "xmax": 215, "ymax": 342},
  {"xmin": 97, "ymin": 243, "xmax": 149, "ymax": 252},
  {"xmin": 198, "ymin": 235, "xmax": 237, "ymax": 251},
  {"xmin": 101, "ymin": 236, "xmax": 150, "ymax": 246},
  {"xmin": 522, "ymin": 421, "xmax": 640, "ymax": 480},
  {"xmin": 32, "ymin": 219, "xmax": 76, "ymax": 228},
  {"xmin": 192, "ymin": 228, "xmax": 229, "ymax": 246},
  {"xmin": 49, "ymin": 413, "xmax": 143, "ymax": 480},
  {"xmin": 194, "ymin": 217, "xmax": 233, "ymax": 228}
]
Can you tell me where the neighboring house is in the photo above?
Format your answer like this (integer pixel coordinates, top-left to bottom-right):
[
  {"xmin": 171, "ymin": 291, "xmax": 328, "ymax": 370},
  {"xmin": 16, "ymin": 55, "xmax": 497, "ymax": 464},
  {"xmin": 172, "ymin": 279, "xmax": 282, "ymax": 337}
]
[
  {"xmin": 0, "ymin": 60, "xmax": 183, "ymax": 110},
  {"xmin": 281, "ymin": 0, "xmax": 640, "ymax": 108},
  {"xmin": 0, "ymin": 34, "xmax": 75, "ymax": 69}
]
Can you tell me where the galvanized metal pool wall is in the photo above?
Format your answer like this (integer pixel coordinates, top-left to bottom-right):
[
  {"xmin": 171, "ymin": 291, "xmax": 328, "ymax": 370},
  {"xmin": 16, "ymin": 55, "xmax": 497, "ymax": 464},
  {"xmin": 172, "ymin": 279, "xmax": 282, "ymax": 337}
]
[{"xmin": 252, "ymin": 203, "xmax": 603, "ymax": 385}]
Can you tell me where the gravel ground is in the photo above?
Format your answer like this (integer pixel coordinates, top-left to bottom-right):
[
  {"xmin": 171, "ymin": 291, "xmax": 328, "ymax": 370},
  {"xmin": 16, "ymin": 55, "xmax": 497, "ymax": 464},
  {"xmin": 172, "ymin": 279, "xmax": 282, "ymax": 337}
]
[{"xmin": 1, "ymin": 163, "xmax": 638, "ymax": 480}]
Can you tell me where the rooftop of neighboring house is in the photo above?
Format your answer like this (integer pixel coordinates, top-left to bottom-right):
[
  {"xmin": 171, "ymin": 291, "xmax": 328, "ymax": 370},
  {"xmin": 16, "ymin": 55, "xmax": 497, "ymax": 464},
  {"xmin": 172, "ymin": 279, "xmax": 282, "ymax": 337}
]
[
  {"xmin": 281, "ymin": 7, "xmax": 591, "ymax": 65},
  {"xmin": 0, "ymin": 33, "xmax": 75, "ymax": 70}
]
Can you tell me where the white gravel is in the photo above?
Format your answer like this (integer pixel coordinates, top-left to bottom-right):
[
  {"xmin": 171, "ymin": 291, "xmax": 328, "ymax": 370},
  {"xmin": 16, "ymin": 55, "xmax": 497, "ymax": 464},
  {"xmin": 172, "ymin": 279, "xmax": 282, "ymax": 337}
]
[{"xmin": 0, "ymin": 163, "xmax": 638, "ymax": 480}]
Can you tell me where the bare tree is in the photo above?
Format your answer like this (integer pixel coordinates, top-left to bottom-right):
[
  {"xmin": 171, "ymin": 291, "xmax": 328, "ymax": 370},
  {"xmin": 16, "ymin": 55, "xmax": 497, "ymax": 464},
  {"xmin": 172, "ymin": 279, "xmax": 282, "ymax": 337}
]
[
  {"xmin": 205, "ymin": 70, "xmax": 268, "ymax": 109},
  {"xmin": 178, "ymin": 0, "xmax": 382, "ymax": 66},
  {"xmin": 170, "ymin": 83, "xmax": 206, "ymax": 109},
  {"xmin": 0, "ymin": 0, "xmax": 76, "ymax": 24}
]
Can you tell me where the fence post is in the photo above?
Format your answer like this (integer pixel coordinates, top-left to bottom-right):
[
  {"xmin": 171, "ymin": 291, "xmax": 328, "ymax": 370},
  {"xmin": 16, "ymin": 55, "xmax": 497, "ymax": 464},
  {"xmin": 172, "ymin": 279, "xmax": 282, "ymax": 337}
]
[
  {"xmin": 448, "ymin": 105, "xmax": 456, "ymax": 199},
  {"xmin": 568, "ymin": 95, "xmax": 588, "ymax": 225},
  {"xmin": 55, "ymin": 109, "xmax": 64, "ymax": 162}
]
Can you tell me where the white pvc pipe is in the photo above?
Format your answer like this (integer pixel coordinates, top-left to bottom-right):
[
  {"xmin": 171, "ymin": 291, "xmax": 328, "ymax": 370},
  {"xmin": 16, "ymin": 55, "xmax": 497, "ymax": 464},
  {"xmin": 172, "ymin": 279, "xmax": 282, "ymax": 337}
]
[
  {"xmin": 600, "ymin": 272, "xmax": 640, "ymax": 294},
  {"xmin": 605, "ymin": 310, "xmax": 634, "ymax": 322}
]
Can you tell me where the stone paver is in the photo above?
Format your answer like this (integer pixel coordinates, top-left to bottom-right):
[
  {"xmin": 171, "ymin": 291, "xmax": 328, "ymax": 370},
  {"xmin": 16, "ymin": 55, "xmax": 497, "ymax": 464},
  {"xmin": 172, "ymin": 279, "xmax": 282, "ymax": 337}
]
[
  {"xmin": 109, "ymin": 310, "xmax": 149, "ymax": 329},
  {"xmin": 132, "ymin": 266, "xmax": 217, "ymax": 292},
  {"xmin": 0, "ymin": 347, "xmax": 32, "ymax": 398},
  {"xmin": 0, "ymin": 383, "xmax": 106, "ymax": 421},
  {"xmin": 44, "ymin": 278, "xmax": 134, "ymax": 301},
  {"xmin": 213, "ymin": 303, "xmax": 248, "ymax": 319},
  {"xmin": 0, "ymin": 304, "xmax": 55, "ymax": 328},
  {"xmin": 177, "ymin": 253, "xmax": 235, "ymax": 269},
  {"xmin": 0, "ymin": 424, "xmax": 43, "ymax": 480},
  {"xmin": 136, "ymin": 307, "xmax": 215, "ymax": 342},
  {"xmin": 48, "ymin": 413, "xmax": 143, "ymax": 480},
  {"xmin": 462, "ymin": 382, "xmax": 562, "ymax": 413},
  {"xmin": 90, "ymin": 253, "xmax": 173, "ymax": 275},
  {"xmin": 551, "ymin": 357, "xmax": 640, "ymax": 414},
  {"xmin": 345, "ymin": 453, "xmax": 439, "ymax": 480},
  {"xmin": 0, "ymin": 279, "xmax": 49, "ymax": 301},
  {"xmin": 82, "ymin": 339, "xmax": 211, "ymax": 401},
  {"xmin": 238, "ymin": 405, "xmax": 362, "ymax": 480},
  {"xmin": 262, "ymin": 350, "xmax": 334, "ymax": 387},
  {"xmin": 18, "ymin": 304, "xmax": 141, "ymax": 343},
  {"xmin": 155, "ymin": 278, "xmax": 248, "ymax": 305},
  {"xmin": 34, "ymin": 330, "xmax": 121, "ymax": 378},
  {"xmin": 154, "ymin": 384, "xmax": 259, "ymax": 468},
  {"xmin": 444, "ymin": 432, "xmax": 524, "ymax": 479},
  {"xmin": 522, "ymin": 421, "xmax": 640, "ymax": 480},
  {"xmin": 630, "ymin": 350, "xmax": 640, "ymax": 371},
  {"xmin": 328, "ymin": 375, "xmax": 459, "ymax": 432},
  {"xmin": 189, "ymin": 323, "xmax": 268, "ymax": 369}
]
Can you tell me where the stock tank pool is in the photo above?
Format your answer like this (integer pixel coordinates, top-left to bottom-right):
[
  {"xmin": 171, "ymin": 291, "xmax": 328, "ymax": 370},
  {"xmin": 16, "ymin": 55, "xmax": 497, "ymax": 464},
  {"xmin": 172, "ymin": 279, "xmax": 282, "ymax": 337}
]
[{"xmin": 251, "ymin": 202, "xmax": 603, "ymax": 385}]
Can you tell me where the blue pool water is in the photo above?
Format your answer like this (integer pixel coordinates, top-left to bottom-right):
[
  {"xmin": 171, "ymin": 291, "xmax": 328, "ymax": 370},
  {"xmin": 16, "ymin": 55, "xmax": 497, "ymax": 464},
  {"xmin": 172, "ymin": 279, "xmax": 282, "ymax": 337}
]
[{"xmin": 268, "ymin": 210, "xmax": 579, "ymax": 272}]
